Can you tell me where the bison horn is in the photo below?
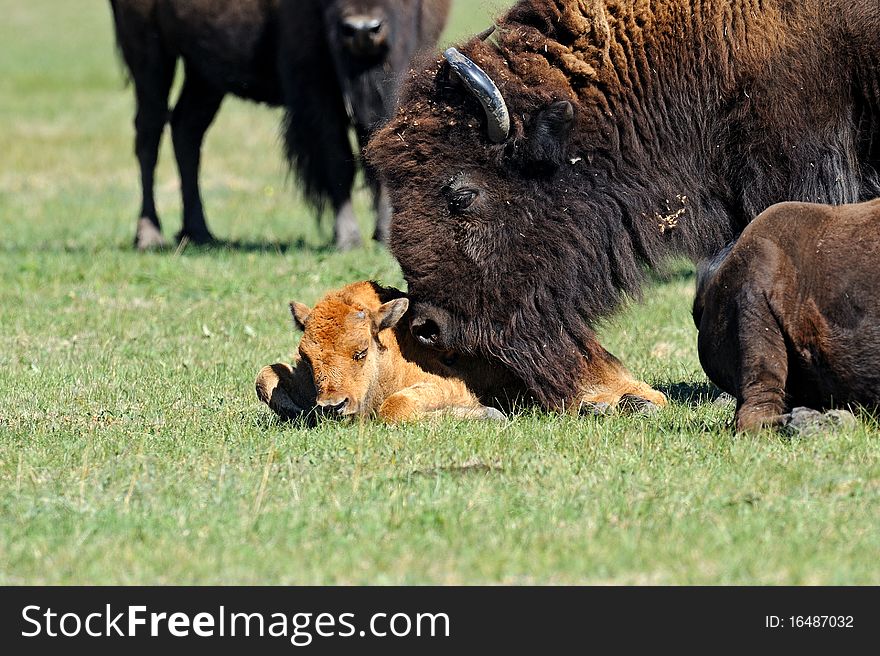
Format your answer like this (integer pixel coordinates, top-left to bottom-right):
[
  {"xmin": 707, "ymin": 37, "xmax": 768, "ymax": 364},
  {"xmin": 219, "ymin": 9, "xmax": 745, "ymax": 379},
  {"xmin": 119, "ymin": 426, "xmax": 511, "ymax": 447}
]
[{"xmin": 443, "ymin": 47, "xmax": 510, "ymax": 143}]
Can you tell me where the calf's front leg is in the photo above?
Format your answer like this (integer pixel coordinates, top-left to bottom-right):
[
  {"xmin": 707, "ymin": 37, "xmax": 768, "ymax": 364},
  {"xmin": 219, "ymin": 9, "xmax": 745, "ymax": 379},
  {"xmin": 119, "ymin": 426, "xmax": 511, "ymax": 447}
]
[{"xmin": 378, "ymin": 382, "xmax": 505, "ymax": 423}]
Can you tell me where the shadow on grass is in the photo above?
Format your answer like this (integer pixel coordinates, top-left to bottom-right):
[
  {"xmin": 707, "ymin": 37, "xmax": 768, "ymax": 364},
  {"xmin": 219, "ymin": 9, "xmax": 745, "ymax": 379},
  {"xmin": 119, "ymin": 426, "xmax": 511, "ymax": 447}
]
[
  {"xmin": 658, "ymin": 381, "xmax": 734, "ymax": 407},
  {"xmin": 172, "ymin": 237, "xmax": 338, "ymax": 256},
  {"xmin": 0, "ymin": 237, "xmax": 338, "ymax": 256}
]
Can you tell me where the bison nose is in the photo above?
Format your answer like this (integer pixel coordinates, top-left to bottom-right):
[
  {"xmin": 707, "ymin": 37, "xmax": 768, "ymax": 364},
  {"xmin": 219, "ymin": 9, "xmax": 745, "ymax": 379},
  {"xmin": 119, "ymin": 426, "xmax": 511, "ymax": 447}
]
[
  {"xmin": 317, "ymin": 396, "xmax": 350, "ymax": 415},
  {"xmin": 410, "ymin": 316, "xmax": 441, "ymax": 347},
  {"xmin": 340, "ymin": 16, "xmax": 387, "ymax": 55}
]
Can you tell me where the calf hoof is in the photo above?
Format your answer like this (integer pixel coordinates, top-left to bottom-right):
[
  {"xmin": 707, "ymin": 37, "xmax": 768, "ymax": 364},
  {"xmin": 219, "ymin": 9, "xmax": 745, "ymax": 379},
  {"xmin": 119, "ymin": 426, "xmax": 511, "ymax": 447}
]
[
  {"xmin": 782, "ymin": 407, "xmax": 858, "ymax": 436},
  {"xmin": 255, "ymin": 364, "xmax": 308, "ymax": 423},
  {"xmin": 617, "ymin": 394, "xmax": 662, "ymax": 416},
  {"xmin": 135, "ymin": 217, "xmax": 168, "ymax": 251}
]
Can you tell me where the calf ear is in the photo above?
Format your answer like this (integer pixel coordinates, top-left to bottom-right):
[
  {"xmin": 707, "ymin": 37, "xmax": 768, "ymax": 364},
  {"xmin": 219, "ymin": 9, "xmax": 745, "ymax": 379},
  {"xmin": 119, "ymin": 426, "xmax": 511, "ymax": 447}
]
[
  {"xmin": 523, "ymin": 100, "xmax": 575, "ymax": 170},
  {"xmin": 373, "ymin": 298, "xmax": 409, "ymax": 333},
  {"xmin": 289, "ymin": 301, "xmax": 311, "ymax": 332}
]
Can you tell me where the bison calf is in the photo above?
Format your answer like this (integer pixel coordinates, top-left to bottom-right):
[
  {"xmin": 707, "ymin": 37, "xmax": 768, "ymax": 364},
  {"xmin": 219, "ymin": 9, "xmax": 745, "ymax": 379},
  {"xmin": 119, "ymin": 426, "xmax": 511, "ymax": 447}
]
[
  {"xmin": 257, "ymin": 281, "xmax": 505, "ymax": 424},
  {"xmin": 693, "ymin": 200, "xmax": 880, "ymax": 433}
]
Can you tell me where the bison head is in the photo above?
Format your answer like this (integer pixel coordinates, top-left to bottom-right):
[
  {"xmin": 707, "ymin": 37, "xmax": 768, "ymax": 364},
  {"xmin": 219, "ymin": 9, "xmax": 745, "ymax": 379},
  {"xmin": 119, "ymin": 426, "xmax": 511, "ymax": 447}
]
[
  {"xmin": 322, "ymin": 0, "xmax": 444, "ymax": 132},
  {"xmin": 290, "ymin": 283, "xmax": 409, "ymax": 417},
  {"xmin": 367, "ymin": 31, "xmax": 650, "ymax": 408}
]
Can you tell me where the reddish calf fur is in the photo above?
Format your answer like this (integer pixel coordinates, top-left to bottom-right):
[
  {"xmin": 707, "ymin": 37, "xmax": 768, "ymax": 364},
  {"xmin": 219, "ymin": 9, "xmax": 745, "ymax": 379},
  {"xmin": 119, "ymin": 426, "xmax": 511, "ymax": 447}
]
[
  {"xmin": 257, "ymin": 281, "xmax": 504, "ymax": 423},
  {"xmin": 694, "ymin": 199, "xmax": 880, "ymax": 432},
  {"xmin": 256, "ymin": 281, "xmax": 666, "ymax": 423}
]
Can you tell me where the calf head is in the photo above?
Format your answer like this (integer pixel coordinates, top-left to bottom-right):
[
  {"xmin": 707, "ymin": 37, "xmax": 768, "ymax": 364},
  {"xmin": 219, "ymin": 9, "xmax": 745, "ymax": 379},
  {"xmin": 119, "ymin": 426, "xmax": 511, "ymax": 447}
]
[{"xmin": 291, "ymin": 283, "xmax": 409, "ymax": 417}]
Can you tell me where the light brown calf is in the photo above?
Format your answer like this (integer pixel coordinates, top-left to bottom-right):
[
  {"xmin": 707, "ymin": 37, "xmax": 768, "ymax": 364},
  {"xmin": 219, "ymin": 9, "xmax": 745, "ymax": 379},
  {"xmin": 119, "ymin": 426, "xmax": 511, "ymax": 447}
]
[{"xmin": 257, "ymin": 281, "xmax": 504, "ymax": 423}]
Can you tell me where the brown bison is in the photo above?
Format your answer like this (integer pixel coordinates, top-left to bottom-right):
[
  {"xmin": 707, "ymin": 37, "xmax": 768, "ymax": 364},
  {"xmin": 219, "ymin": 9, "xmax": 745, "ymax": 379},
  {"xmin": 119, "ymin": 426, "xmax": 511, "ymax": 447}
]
[
  {"xmin": 694, "ymin": 199, "xmax": 880, "ymax": 433},
  {"xmin": 256, "ymin": 281, "xmax": 666, "ymax": 424},
  {"xmin": 366, "ymin": 0, "xmax": 880, "ymax": 410},
  {"xmin": 256, "ymin": 281, "xmax": 507, "ymax": 423},
  {"xmin": 109, "ymin": 0, "xmax": 451, "ymax": 250}
]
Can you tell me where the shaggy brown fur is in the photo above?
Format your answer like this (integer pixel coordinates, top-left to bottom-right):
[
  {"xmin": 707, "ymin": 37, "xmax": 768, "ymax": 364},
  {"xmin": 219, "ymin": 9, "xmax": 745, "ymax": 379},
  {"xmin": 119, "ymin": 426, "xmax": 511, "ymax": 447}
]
[
  {"xmin": 694, "ymin": 199, "xmax": 880, "ymax": 433},
  {"xmin": 366, "ymin": 0, "xmax": 880, "ymax": 409},
  {"xmin": 256, "ymin": 281, "xmax": 667, "ymax": 424},
  {"xmin": 109, "ymin": 0, "xmax": 450, "ymax": 250}
]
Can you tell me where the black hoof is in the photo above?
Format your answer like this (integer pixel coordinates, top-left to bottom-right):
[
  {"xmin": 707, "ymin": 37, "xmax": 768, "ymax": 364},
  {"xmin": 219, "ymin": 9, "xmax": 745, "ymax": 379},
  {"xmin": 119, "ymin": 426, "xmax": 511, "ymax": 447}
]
[{"xmin": 176, "ymin": 229, "xmax": 216, "ymax": 246}]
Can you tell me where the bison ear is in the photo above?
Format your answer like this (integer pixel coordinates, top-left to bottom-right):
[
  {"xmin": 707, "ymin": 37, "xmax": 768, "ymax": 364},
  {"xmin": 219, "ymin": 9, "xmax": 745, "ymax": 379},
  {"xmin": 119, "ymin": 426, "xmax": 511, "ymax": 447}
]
[
  {"xmin": 373, "ymin": 298, "xmax": 409, "ymax": 333},
  {"xmin": 289, "ymin": 301, "xmax": 311, "ymax": 332},
  {"xmin": 523, "ymin": 100, "xmax": 575, "ymax": 170}
]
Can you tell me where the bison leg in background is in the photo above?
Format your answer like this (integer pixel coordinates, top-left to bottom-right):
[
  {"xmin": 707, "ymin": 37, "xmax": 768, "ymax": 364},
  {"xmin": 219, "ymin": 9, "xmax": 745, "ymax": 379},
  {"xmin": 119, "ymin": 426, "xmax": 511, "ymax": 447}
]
[
  {"xmin": 577, "ymin": 346, "xmax": 668, "ymax": 415},
  {"xmin": 357, "ymin": 127, "xmax": 391, "ymax": 244},
  {"xmin": 170, "ymin": 67, "xmax": 224, "ymax": 245},
  {"xmin": 283, "ymin": 75, "xmax": 363, "ymax": 250},
  {"xmin": 115, "ymin": 22, "xmax": 175, "ymax": 251}
]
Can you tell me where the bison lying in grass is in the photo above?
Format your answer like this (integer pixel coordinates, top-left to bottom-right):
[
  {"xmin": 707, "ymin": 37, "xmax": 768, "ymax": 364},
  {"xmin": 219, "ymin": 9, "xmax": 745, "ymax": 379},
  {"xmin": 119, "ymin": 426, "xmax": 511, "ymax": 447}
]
[
  {"xmin": 256, "ymin": 281, "xmax": 507, "ymax": 424},
  {"xmin": 693, "ymin": 200, "xmax": 880, "ymax": 433},
  {"xmin": 256, "ymin": 281, "xmax": 666, "ymax": 424}
]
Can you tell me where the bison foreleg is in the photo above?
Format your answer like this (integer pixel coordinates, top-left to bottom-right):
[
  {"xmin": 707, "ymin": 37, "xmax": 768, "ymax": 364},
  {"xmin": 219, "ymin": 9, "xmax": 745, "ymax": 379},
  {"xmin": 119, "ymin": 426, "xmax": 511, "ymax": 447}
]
[
  {"xmin": 128, "ymin": 50, "xmax": 176, "ymax": 250},
  {"xmin": 170, "ymin": 67, "xmax": 223, "ymax": 245},
  {"xmin": 577, "ymin": 349, "xmax": 667, "ymax": 414}
]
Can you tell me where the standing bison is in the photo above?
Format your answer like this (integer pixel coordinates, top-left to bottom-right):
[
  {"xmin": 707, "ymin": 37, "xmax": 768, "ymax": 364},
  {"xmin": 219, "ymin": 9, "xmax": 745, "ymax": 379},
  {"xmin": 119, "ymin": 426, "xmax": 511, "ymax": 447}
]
[
  {"xmin": 367, "ymin": 0, "xmax": 880, "ymax": 409},
  {"xmin": 109, "ymin": 0, "xmax": 451, "ymax": 250}
]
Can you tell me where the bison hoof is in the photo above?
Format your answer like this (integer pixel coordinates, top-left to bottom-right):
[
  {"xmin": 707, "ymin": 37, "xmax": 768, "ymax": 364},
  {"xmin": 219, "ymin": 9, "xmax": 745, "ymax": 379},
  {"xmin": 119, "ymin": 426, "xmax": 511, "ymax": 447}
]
[
  {"xmin": 335, "ymin": 230, "xmax": 363, "ymax": 251},
  {"xmin": 176, "ymin": 228, "xmax": 216, "ymax": 246},
  {"xmin": 712, "ymin": 392, "xmax": 737, "ymax": 408},
  {"xmin": 782, "ymin": 407, "xmax": 858, "ymax": 436},
  {"xmin": 135, "ymin": 217, "xmax": 169, "ymax": 251},
  {"xmin": 617, "ymin": 394, "xmax": 662, "ymax": 416},
  {"xmin": 482, "ymin": 407, "xmax": 507, "ymax": 421},
  {"xmin": 579, "ymin": 401, "xmax": 612, "ymax": 416}
]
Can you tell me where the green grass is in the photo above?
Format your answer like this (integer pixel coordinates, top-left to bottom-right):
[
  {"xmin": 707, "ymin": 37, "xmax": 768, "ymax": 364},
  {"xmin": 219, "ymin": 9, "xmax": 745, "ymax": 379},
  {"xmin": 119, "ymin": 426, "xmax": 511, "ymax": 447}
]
[{"xmin": 1, "ymin": 0, "xmax": 878, "ymax": 585}]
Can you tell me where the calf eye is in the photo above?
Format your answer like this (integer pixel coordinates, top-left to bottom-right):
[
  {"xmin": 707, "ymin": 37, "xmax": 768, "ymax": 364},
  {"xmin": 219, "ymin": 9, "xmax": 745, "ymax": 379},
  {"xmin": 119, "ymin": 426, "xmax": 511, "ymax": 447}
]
[
  {"xmin": 353, "ymin": 349, "xmax": 368, "ymax": 362},
  {"xmin": 448, "ymin": 189, "xmax": 478, "ymax": 213}
]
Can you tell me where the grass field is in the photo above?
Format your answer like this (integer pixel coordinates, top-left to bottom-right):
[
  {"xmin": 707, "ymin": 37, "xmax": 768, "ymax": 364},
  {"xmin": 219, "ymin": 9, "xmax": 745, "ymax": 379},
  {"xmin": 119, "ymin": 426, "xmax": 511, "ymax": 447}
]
[{"xmin": 1, "ymin": 0, "xmax": 878, "ymax": 585}]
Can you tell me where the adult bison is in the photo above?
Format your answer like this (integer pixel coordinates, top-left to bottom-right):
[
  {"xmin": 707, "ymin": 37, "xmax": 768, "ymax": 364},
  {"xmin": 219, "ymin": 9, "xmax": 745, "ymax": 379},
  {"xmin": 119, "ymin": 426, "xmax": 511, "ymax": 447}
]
[
  {"xmin": 694, "ymin": 200, "xmax": 880, "ymax": 433},
  {"xmin": 366, "ymin": 0, "xmax": 880, "ymax": 409},
  {"xmin": 109, "ymin": 0, "xmax": 451, "ymax": 250}
]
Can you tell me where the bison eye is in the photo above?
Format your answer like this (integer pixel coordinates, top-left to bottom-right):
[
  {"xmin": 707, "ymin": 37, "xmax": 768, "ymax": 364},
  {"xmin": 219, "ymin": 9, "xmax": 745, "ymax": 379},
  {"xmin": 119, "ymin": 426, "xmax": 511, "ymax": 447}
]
[
  {"xmin": 353, "ymin": 349, "xmax": 368, "ymax": 362},
  {"xmin": 448, "ymin": 188, "xmax": 478, "ymax": 214}
]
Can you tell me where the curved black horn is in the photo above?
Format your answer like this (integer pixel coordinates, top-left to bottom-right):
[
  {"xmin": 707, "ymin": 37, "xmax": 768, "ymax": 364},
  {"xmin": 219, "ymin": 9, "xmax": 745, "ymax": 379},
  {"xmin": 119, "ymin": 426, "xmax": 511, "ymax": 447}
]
[{"xmin": 443, "ymin": 47, "xmax": 510, "ymax": 143}]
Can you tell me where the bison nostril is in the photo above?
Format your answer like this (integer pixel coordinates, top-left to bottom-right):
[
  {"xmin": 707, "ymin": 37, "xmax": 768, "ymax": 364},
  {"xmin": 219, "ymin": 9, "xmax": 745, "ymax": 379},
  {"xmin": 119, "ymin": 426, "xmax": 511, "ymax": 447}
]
[
  {"xmin": 340, "ymin": 17, "xmax": 383, "ymax": 37},
  {"xmin": 411, "ymin": 317, "xmax": 440, "ymax": 345}
]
